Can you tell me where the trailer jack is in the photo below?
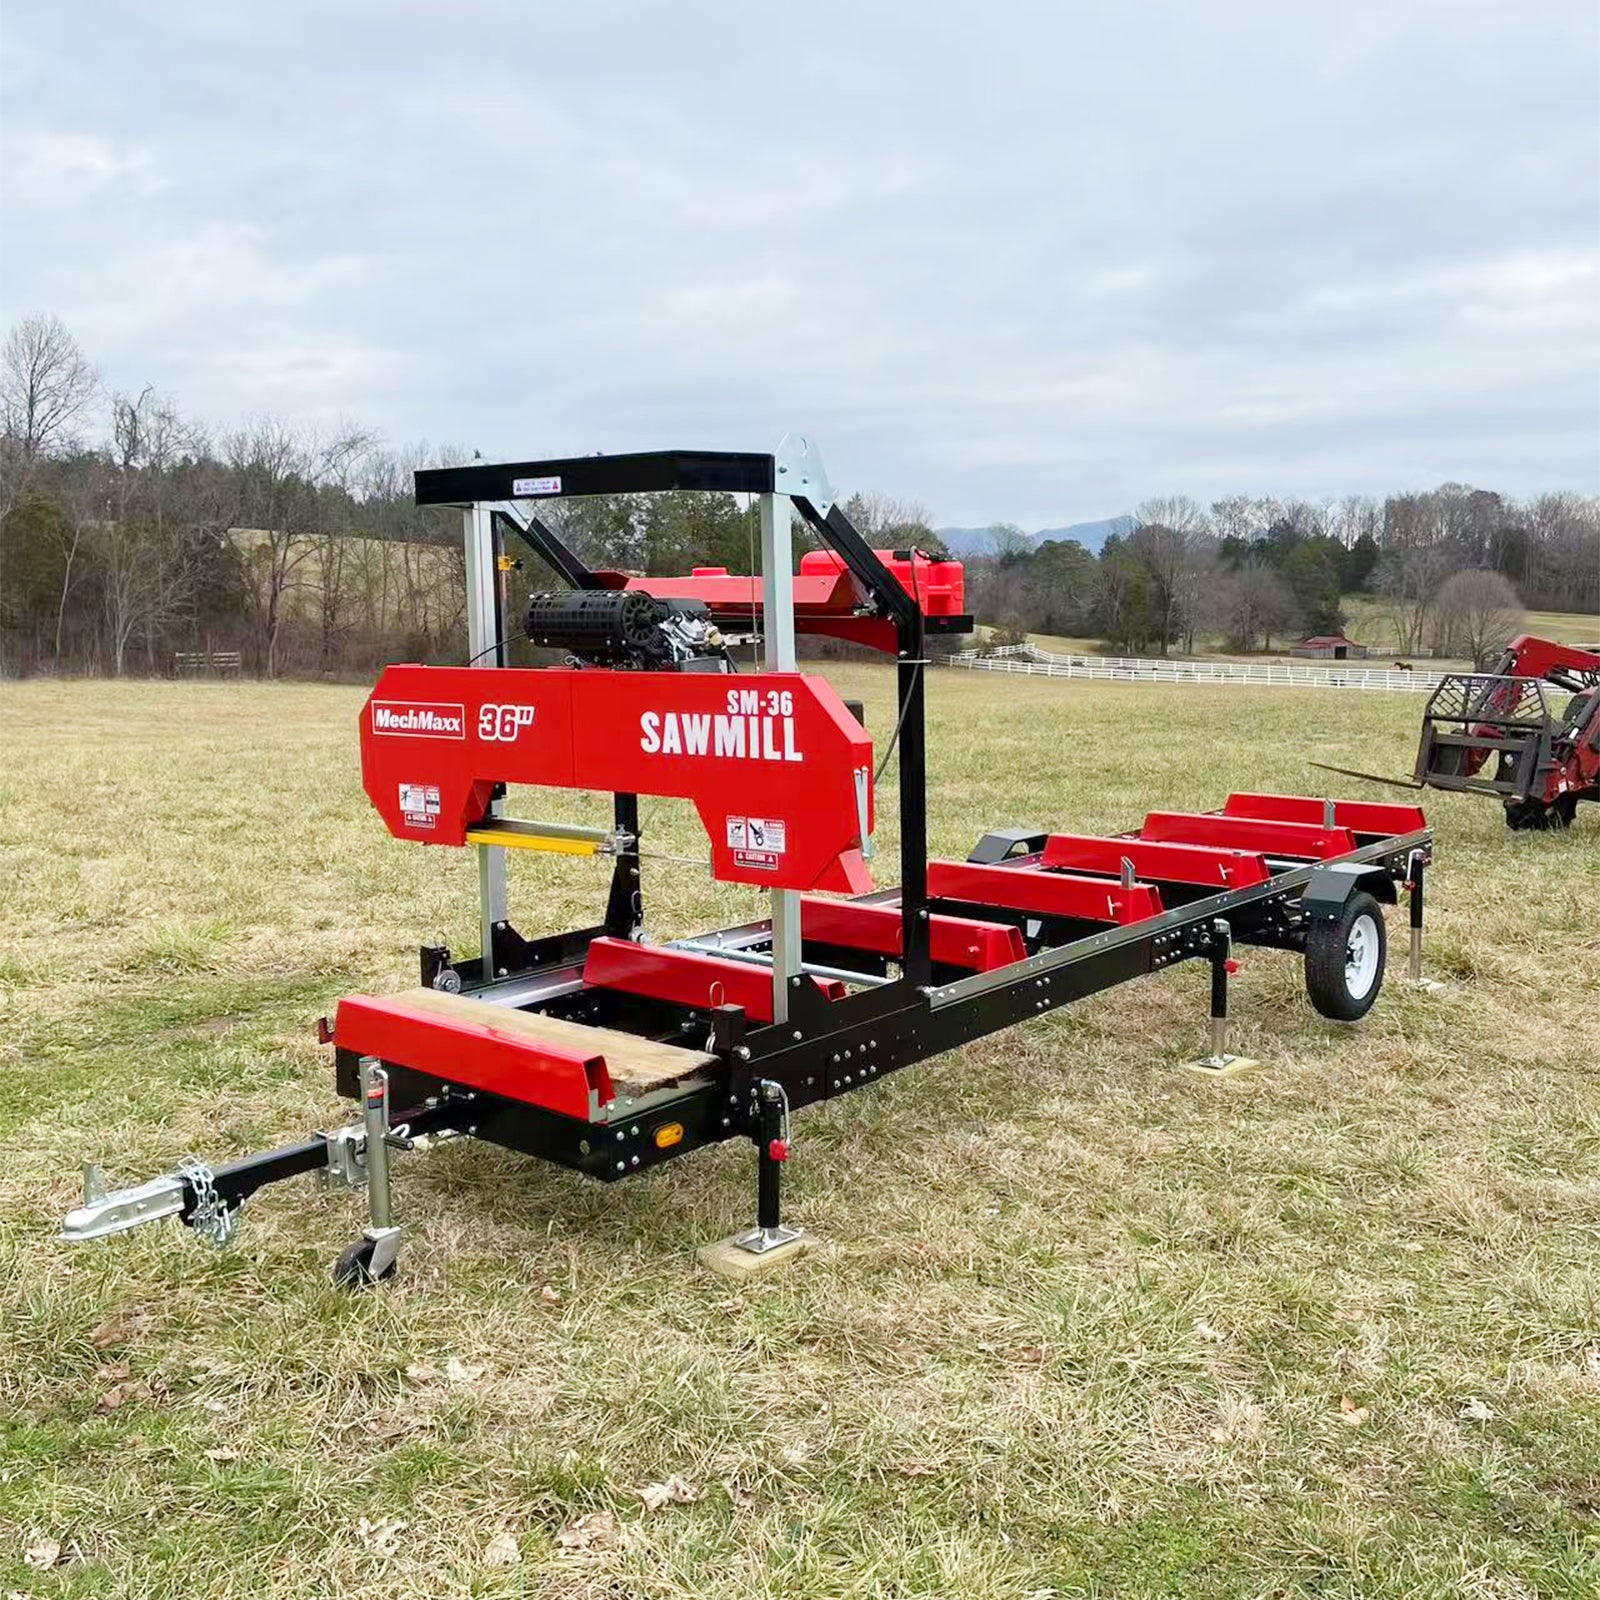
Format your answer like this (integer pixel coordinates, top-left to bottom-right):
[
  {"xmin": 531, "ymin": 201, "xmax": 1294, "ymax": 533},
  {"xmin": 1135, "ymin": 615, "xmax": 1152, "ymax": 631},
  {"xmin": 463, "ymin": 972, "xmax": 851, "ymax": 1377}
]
[
  {"xmin": 61, "ymin": 1067, "xmax": 462, "ymax": 1286},
  {"xmin": 1182, "ymin": 919, "xmax": 1261, "ymax": 1077}
]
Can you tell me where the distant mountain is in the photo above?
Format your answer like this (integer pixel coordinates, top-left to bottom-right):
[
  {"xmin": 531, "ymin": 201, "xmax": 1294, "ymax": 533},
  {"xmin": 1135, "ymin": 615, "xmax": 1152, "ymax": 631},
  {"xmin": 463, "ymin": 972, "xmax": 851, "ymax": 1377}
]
[
  {"xmin": 1033, "ymin": 515, "xmax": 1137, "ymax": 554},
  {"xmin": 933, "ymin": 514, "xmax": 1135, "ymax": 557}
]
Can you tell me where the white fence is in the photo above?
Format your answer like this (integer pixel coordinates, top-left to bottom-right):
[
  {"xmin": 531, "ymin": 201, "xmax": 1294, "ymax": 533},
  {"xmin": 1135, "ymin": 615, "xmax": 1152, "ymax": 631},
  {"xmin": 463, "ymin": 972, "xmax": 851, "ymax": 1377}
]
[{"xmin": 942, "ymin": 643, "xmax": 1444, "ymax": 693}]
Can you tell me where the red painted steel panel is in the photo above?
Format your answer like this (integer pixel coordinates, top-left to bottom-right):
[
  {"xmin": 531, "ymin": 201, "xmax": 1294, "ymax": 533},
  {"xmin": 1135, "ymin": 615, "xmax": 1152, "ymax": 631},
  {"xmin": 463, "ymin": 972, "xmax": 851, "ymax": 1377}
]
[
  {"xmin": 583, "ymin": 937, "xmax": 844, "ymax": 1025},
  {"xmin": 1140, "ymin": 812, "xmax": 1356, "ymax": 859},
  {"xmin": 1041, "ymin": 834, "xmax": 1272, "ymax": 888},
  {"xmin": 360, "ymin": 664, "xmax": 873, "ymax": 893},
  {"xmin": 333, "ymin": 993, "xmax": 612, "ymax": 1119},
  {"xmin": 627, "ymin": 548, "xmax": 965, "ymax": 627},
  {"xmin": 800, "ymin": 896, "xmax": 1026, "ymax": 971},
  {"xmin": 1221, "ymin": 792, "xmax": 1428, "ymax": 836},
  {"xmin": 926, "ymin": 861, "xmax": 1163, "ymax": 924}
]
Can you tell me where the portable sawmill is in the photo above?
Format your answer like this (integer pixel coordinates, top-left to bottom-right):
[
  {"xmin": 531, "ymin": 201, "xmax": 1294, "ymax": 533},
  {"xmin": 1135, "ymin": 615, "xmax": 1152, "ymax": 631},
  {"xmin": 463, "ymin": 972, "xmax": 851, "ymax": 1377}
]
[{"xmin": 62, "ymin": 437, "xmax": 1437, "ymax": 1286}]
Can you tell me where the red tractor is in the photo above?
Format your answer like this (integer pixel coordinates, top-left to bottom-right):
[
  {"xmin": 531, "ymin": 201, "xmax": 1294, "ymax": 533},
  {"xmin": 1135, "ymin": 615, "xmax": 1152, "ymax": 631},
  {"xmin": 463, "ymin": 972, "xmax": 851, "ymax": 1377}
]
[{"xmin": 1415, "ymin": 635, "xmax": 1600, "ymax": 830}]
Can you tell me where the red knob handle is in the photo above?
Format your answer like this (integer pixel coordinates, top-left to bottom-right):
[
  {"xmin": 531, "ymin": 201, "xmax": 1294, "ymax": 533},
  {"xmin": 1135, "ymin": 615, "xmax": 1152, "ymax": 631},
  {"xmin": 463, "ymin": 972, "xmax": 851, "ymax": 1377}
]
[
  {"xmin": 767, "ymin": 1138, "xmax": 789, "ymax": 1162},
  {"xmin": 1223, "ymin": 959, "xmax": 1240, "ymax": 975}
]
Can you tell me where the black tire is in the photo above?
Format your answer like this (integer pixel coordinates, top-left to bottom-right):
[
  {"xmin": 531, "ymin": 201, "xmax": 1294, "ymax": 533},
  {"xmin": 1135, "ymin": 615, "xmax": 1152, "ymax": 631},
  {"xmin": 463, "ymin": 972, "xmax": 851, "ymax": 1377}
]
[
  {"xmin": 1504, "ymin": 797, "xmax": 1556, "ymax": 831},
  {"xmin": 332, "ymin": 1237, "xmax": 396, "ymax": 1290},
  {"xmin": 1550, "ymin": 793, "xmax": 1579, "ymax": 829},
  {"xmin": 1305, "ymin": 890, "xmax": 1387, "ymax": 1022}
]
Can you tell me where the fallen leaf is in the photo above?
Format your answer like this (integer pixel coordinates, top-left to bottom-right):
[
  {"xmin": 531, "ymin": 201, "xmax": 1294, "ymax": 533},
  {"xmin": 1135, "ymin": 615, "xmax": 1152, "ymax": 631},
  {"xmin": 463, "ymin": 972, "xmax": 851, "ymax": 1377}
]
[
  {"xmin": 721, "ymin": 1477, "xmax": 756, "ymax": 1510},
  {"xmin": 1458, "ymin": 1397, "xmax": 1494, "ymax": 1423},
  {"xmin": 404, "ymin": 1362, "xmax": 440, "ymax": 1383},
  {"xmin": 354, "ymin": 1516, "xmax": 407, "ymax": 1554},
  {"xmin": 714, "ymin": 1297, "xmax": 743, "ymax": 1314},
  {"xmin": 1193, "ymin": 1320, "xmax": 1224, "ymax": 1343},
  {"xmin": 89, "ymin": 1310, "xmax": 151, "ymax": 1350},
  {"xmin": 23, "ymin": 1535, "xmax": 61, "ymax": 1570},
  {"xmin": 93, "ymin": 1360, "xmax": 132, "ymax": 1383},
  {"xmin": 1016, "ymin": 1346, "xmax": 1048, "ymax": 1364},
  {"xmin": 96, "ymin": 1380, "xmax": 147, "ymax": 1413},
  {"xmin": 894, "ymin": 1460, "xmax": 939, "ymax": 1477},
  {"xmin": 638, "ymin": 1475, "xmax": 702, "ymax": 1511},
  {"xmin": 1338, "ymin": 1395, "xmax": 1369, "ymax": 1427},
  {"xmin": 555, "ymin": 1509, "xmax": 620, "ymax": 1554},
  {"xmin": 1209, "ymin": 1427, "xmax": 1229, "ymax": 1443},
  {"xmin": 541, "ymin": 1285, "xmax": 562, "ymax": 1304},
  {"xmin": 444, "ymin": 1357, "xmax": 485, "ymax": 1386},
  {"xmin": 482, "ymin": 1530, "xmax": 520, "ymax": 1567},
  {"xmin": 204, "ymin": 1448, "xmax": 240, "ymax": 1463}
]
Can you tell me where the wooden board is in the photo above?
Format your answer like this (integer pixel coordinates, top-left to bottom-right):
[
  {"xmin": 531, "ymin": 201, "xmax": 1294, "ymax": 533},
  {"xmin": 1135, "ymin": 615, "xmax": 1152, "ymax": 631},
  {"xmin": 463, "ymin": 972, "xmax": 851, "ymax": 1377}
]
[{"xmin": 392, "ymin": 988, "xmax": 716, "ymax": 1095}]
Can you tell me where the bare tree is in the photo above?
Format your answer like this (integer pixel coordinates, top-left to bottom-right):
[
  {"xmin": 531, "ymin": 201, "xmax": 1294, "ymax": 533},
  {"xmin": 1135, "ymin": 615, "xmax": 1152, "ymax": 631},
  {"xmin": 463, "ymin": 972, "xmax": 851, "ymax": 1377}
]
[
  {"xmin": 98, "ymin": 388, "xmax": 203, "ymax": 673},
  {"xmin": 1433, "ymin": 569, "xmax": 1525, "ymax": 669},
  {"xmin": 1, "ymin": 314, "xmax": 97, "ymax": 465},
  {"xmin": 1136, "ymin": 495, "xmax": 1208, "ymax": 535},
  {"xmin": 1375, "ymin": 542, "xmax": 1453, "ymax": 656},
  {"xmin": 1215, "ymin": 565, "xmax": 1300, "ymax": 652},
  {"xmin": 985, "ymin": 522, "xmax": 1031, "ymax": 562},
  {"xmin": 225, "ymin": 418, "xmax": 373, "ymax": 676},
  {"xmin": 1, "ymin": 315, "xmax": 99, "ymax": 625}
]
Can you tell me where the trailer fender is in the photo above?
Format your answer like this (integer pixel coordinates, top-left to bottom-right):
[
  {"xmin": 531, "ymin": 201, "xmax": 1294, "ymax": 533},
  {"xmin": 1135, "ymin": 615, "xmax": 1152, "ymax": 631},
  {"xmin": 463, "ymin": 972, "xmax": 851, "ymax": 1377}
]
[
  {"xmin": 966, "ymin": 829, "xmax": 1048, "ymax": 865},
  {"xmin": 1300, "ymin": 862, "xmax": 1397, "ymax": 921}
]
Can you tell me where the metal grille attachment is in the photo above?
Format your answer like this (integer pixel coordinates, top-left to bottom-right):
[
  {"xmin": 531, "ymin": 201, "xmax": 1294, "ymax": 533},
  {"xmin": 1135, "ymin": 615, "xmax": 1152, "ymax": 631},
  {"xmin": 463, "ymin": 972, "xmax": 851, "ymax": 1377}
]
[{"xmin": 1426, "ymin": 674, "xmax": 1551, "ymax": 728}]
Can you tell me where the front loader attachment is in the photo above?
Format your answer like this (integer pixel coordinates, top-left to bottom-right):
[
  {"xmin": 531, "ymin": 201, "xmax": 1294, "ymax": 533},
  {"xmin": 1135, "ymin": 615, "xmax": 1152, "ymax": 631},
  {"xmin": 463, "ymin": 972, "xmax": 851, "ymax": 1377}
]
[{"xmin": 1414, "ymin": 674, "xmax": 1557, "ymax": 801}]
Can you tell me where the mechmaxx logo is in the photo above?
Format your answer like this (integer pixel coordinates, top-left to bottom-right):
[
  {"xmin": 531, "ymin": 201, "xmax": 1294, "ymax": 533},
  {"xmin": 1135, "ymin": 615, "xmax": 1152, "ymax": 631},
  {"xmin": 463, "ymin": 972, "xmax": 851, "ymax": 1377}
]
[{"xmin": 371, "ymin": 701, "xmax": 467, "ymax": 738}]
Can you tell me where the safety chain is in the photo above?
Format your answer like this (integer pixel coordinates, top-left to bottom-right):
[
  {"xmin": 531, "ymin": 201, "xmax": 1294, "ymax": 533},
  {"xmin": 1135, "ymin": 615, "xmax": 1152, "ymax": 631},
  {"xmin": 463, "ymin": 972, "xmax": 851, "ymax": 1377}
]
[{"xmin": 177, "ymin": 1156, "xmax": 237, "ymax": 1248}]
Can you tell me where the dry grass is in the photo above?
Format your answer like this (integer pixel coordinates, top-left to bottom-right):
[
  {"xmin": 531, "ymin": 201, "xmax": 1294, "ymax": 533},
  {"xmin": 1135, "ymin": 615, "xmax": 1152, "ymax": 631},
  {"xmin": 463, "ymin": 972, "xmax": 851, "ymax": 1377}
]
[{"xmin": 1, "ymin": 672, "xmax": 1597, "ymax": 1599}]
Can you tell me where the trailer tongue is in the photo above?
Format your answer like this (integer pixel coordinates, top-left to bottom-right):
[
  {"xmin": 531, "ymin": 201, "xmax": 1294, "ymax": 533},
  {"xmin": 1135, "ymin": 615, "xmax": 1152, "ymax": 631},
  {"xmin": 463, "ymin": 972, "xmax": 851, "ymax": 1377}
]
[{"xmin": 61, "ymin": 439, "xmax": 1435, "ymax": 1286}]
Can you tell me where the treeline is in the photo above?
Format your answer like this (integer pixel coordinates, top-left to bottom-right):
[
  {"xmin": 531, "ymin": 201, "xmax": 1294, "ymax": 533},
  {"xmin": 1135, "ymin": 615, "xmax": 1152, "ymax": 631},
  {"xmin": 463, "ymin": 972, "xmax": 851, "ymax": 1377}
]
[
  {"xmin": 0, "ymin": 316, "xmax": 938, "ymax": 677},
  {"xmin": 3, "ymin": 313, "xmax": 1595, "ymax": 678},
  {"xmin": 970, "ymin": 486, "xmax": 1599, "ymax": 662}
]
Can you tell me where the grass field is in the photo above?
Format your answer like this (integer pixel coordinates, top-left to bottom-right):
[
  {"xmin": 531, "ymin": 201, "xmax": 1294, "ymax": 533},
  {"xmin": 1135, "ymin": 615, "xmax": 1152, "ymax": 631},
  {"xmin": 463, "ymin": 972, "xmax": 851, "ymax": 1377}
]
[{"xmin": 2, "ymin": 672, "xmax": 1598, "ymax": 1599}]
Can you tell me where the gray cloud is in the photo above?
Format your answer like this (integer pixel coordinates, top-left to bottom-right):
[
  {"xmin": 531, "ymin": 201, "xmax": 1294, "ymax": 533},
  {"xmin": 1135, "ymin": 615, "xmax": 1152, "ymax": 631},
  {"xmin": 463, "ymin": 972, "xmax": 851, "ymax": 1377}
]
[{"xmin": 3, "ymin": 0, "xmax": 1596, "ymax": 524}]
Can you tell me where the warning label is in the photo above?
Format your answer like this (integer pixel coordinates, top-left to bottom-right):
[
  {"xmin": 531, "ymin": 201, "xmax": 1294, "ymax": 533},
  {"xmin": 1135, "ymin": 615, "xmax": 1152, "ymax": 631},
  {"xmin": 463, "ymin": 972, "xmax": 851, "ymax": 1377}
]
[
  {"xmin": 399, "ymin": 782, "xmax": 442, "ymax": 829},
  {"xmin": 726, "ymin": 816, "xmax": 786, "ymax": 859}
]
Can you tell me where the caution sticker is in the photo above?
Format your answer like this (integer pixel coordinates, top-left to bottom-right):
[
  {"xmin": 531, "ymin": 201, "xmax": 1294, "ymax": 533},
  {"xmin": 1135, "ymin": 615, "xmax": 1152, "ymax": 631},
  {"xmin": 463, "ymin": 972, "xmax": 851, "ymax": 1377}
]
[
  {"xmin": 400, "ymin": 782, "xmax": 441, "ymax": 829},
  {"xmin": 747, "ymin": 817, "xmax": 786, "ymax": 853}
]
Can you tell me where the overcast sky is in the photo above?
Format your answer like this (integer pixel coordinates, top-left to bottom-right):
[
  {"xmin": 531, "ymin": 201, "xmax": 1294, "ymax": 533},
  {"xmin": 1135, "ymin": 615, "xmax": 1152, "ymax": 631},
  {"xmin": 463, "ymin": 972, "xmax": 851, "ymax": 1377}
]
[{"xmin": 3, "ymin": 1, "xmax": 1597, "ymax": 526}]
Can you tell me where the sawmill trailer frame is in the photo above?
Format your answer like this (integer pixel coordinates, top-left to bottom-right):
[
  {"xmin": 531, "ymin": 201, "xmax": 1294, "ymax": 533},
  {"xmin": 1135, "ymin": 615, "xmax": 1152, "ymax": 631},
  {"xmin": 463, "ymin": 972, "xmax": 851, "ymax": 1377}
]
[{"xmin": 62, "ymin": 437, "xmax": 1435, "ymax": 1284}]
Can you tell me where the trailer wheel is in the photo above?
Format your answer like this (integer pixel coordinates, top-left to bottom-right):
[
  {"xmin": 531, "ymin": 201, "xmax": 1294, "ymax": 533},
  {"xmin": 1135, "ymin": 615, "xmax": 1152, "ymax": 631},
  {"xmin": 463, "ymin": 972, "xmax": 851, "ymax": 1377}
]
[
  {"xmin": 332, "ymin": 1237, "xmax": 396, "ymax": 1290},
  {"xmin": 1305, "ymin": 891, "xmax": 1387, "ymax": 1022}
]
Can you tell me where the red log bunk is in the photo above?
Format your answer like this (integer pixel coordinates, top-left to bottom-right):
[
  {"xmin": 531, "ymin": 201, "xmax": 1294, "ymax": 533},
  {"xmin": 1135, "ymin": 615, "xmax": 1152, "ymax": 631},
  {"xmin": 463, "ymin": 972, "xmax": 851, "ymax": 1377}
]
[{"xmin": 62, "ymin": 442, "xmax": 1435, "ymax": 1287}]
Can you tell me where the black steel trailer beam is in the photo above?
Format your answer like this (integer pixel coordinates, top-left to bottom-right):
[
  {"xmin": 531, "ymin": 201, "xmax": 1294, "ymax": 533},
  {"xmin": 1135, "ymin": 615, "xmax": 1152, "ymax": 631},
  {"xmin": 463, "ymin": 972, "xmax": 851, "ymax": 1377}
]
[{"xmin": 416, "ymin": 451, "xmax": 777, "ymax": 506}]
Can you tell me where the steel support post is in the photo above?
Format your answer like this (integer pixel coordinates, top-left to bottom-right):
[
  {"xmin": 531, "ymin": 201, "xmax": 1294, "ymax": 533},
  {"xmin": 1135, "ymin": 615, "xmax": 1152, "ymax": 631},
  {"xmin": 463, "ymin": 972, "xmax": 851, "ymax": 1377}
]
[
  {"xmin": 358, "ymin": 1058, "xmax": 402, "ymax": 1275},
  {"xmin": 1403, "ymin": 852, "xmax": 1443, "ymax": 990},
  {"xmin": 464, "ymin": 503, "xmax": 508, "ymax": 973},
  {"xmin": 1409, "ymin": 856, "xmax": 1424, "ymax": 981},
  {"xmin": 759, "ymin": 489, "xmax": 800, "ymax": 1023}
]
